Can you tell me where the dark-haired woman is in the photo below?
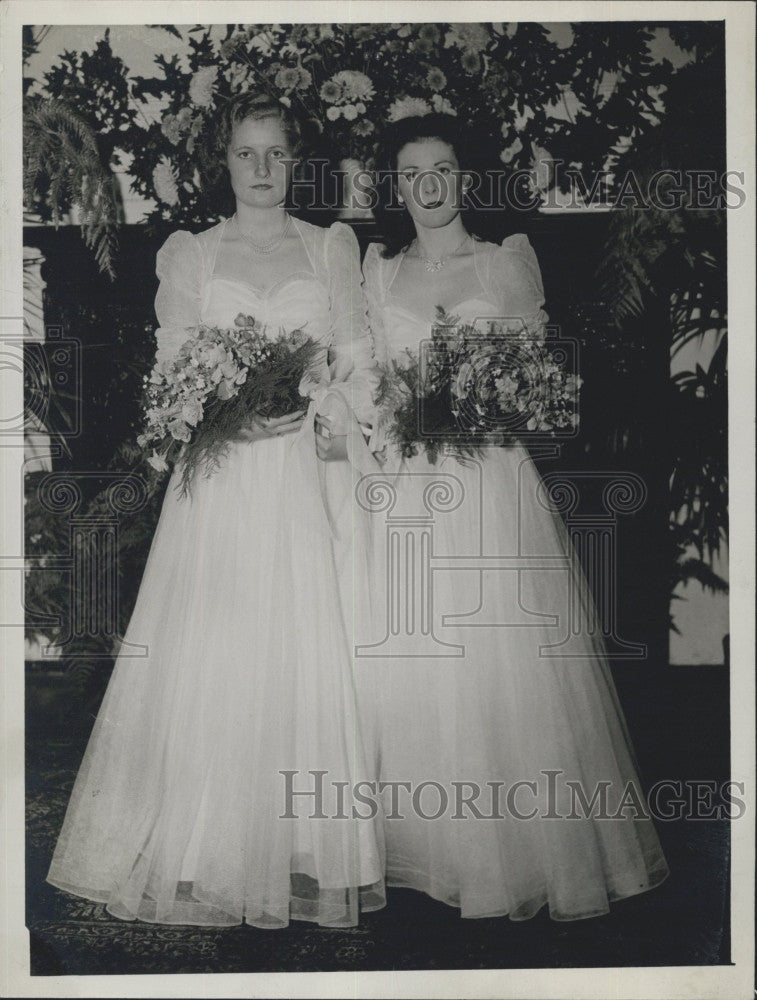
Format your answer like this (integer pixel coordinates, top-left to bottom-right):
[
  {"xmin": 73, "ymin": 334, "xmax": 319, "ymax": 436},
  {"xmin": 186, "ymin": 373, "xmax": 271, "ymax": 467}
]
[
  {"xmin": 355, "ymin": 114, "xmax": 669, "ymax": 921},
  {"xmin": 47, "ymin": 93, "xmax": 386, "ymax": 929}
]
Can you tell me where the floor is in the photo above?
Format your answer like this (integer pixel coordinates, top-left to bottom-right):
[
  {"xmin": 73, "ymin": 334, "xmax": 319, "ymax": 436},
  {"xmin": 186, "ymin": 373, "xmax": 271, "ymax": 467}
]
[{"xmin": 25, "ymin": 663, "xmax": 731, "ymax": 975}]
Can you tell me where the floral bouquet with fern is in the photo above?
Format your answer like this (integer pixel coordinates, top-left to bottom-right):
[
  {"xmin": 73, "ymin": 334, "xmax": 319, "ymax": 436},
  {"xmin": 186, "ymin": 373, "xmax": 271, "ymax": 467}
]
[
  {"xmin": 138, "ymin": 312, "xmax": 321, "ymax": 496},
  {"xmin": 375, "ymin": 308, "xmax": 581, "ymax": 465}
]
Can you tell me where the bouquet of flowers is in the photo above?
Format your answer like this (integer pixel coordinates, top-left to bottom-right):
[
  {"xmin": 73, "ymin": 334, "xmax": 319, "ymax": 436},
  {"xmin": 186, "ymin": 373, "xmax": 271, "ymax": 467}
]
[
  {"xmin": 375, "ymin": 308, "xmax": 581, "ymax": 465},
  {"xmin": 137, "ymin": 312, "xmax": 321, "ymax": 496}
]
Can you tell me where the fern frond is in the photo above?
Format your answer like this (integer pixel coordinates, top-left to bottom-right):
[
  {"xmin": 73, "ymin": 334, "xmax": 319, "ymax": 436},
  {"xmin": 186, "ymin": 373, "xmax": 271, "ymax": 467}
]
[{"xmin": 23, "ymin": 96, "xmax": 120, "ymax": 279}]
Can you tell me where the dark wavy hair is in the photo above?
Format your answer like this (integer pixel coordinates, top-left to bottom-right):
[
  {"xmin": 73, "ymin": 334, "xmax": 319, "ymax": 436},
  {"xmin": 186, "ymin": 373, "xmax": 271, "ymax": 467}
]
[
  {"xmin": 194, "ymin": 90, "xmax": 337, "ymax": 223},
  {"xmin": 372, "ymin": 113, "xmax": 506, "ymax": 258}
]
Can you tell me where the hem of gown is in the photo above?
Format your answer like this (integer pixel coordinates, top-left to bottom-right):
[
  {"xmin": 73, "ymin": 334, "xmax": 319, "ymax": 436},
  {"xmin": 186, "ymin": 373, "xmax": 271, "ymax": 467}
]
[
  {"xmin": 48, "ymin": 860, "xmax": 670, "ymax": 925},
  {"xmin": 46, "ymin": 875, "xmax": 388, "ymax": 929},
  {"xmin": 385, "ymin": 858, "xmax": 670, "ymax": 922}
]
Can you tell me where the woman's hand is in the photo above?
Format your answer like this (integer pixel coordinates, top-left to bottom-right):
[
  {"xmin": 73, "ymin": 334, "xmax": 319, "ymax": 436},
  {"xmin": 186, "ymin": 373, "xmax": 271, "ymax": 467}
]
[
  {"xmin": 260, "ymin": 410, "xmax": 306, "ymax": 435},
  {"xmin": 233, "ymin": 410, "xmax": 306, "ymax": 443},
  {"xmin": 314, "ymin": 415, "xmax": 348, "ymax": 462}
]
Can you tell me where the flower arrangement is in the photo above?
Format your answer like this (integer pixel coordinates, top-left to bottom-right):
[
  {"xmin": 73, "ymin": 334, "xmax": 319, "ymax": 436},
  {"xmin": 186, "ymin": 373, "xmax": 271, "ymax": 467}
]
[
  {"xmin": 375, "ymin": 308, "xmax": 581, "ymax": 465},
  {"xmin": 116, "ymin": 23, "xmax": 574, "ymax": 222},
  {"xmin": 29, "ymin": 23, "xmax": 690, "ymax": 227},
  {"xmin": 138, "ymin": 313, "xmax": 321, "ymax": 495}
]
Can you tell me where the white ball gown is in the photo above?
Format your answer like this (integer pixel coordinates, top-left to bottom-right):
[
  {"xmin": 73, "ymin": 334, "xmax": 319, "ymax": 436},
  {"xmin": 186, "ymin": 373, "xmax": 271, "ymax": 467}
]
[
  {"xmin": 356, "ymin": 235, "xmax": 669, "ymax": 921},
  {"xmin": 47, "ymin": 216, "xmax": 386, "ymax": 928}
]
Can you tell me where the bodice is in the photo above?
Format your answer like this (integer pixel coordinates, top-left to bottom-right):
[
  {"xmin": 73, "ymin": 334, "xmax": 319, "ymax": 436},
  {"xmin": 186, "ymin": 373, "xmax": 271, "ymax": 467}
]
[
  {"xmin": 202, "ymin": 274, "xmax": 332, "ymax": 339},
  {"xmin": 381, "ymin": 294, "xmax": 501, "ymax": 358},
  {"xmin": 364, "ymin": 234, "xmax": 549, "ymax": 367}
]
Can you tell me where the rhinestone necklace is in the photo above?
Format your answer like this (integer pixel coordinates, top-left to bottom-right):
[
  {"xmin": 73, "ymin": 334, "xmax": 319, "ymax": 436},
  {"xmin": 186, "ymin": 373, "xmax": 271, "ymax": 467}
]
[
  {"xmin": 234, "ymin": 212, "xmax": 292, "ymax": 254},
  {"xmin": 411, "ymin": 233, "xmax": 471, "ymax": 272}
]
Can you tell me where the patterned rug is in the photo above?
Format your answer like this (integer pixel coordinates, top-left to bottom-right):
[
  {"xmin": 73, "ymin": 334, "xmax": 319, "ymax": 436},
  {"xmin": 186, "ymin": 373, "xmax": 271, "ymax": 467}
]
[{"xmin": 26, "ymin": 667, "xmax": 731, "ymax": 975}]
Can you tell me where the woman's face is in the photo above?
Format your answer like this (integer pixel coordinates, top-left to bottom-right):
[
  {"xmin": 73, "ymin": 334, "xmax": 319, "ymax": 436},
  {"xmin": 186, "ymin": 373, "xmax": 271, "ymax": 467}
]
[
  {"xmin": 226, "ymin": 115, "xmax": 295, "ymax": 210},
  {"xmin": 395, "ymin": 138, "xmax": 468, "ymax": 229}
]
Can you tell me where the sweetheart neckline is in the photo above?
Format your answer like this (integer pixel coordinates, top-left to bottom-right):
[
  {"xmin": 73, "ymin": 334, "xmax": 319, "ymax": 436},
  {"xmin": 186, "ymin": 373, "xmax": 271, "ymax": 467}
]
[
  {"xmin": 383, "ymin": 294, "xmax": 501, "ymax": 326},
  {"xmin": 210, "ymin": 271, "xmax": 327, "ymax": 300}
]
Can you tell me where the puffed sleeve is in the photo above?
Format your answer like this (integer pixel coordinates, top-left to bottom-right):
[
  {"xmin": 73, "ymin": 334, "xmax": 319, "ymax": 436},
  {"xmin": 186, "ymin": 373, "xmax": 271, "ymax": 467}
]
[
  {"xmin": 154, "ymin": 230, "xmax": 204, "ymax": 364},
  {"xmin": 488, "ymin": 234, "xmax": 549, "ymax": 341}
]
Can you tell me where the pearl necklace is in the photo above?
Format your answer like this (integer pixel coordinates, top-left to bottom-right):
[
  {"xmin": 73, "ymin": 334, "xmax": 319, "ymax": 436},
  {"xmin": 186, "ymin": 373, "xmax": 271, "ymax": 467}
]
[
  {"xmin": 411, "ymin": 233, "xmax": 471, "ymax": 272},
  {"xmin": 234, "ymin": 213, "xmax": 292, "ymax": 254}
]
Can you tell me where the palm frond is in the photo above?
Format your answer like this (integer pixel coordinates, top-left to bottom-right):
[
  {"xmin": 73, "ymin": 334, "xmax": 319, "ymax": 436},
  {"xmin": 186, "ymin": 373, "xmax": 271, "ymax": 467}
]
[{"xmin": 673, "ymin": 557, "xmax": 729, "ymax": 595}]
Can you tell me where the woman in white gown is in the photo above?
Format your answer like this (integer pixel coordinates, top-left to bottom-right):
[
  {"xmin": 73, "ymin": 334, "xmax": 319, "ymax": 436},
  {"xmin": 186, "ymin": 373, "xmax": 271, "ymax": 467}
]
[
  {"xmin": 352, "ymin": 114, "xmax": 669, "ymax": 921},
  {"xmin": 47, "ymin": 93, "xmax": 386, "ymax": 928}
]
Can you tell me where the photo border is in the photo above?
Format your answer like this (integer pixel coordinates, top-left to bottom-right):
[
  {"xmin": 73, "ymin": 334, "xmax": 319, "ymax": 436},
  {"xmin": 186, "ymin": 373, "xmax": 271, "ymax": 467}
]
[{"xmin": 2, "ymin": 2, "xmax": 754, "ymax": 997}]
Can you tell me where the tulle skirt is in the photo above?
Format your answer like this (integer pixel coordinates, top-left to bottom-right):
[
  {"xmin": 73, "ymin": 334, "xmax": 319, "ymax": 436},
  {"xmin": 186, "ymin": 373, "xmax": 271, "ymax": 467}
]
[
  {"xmin": 47, "ymin": 414, "xmax": 386, "ymax": 928},
  {"xmin": 350, "ymin": 444, "xmax": 669, "ymax": 921}
]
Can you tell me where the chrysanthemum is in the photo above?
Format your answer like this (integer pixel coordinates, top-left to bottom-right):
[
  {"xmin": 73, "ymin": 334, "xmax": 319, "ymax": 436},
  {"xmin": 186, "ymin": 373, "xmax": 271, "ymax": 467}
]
[
  {"xmin": 352, "ymin": 120, "xmax": 375, "ymax": 136},
  {"xmin": 386, "ymin": 96, "xmax": 431, "ymax": 122},
  {"xmin": 461, "ymin": 50, "xmax": 481, "ymax": 74},
  {"xmin": 320, "ymin": 79, "xmax": 343, "ymax": 104},
  {"xmin": 445, "ymin": 23, "xmax": 490, "ymax": 53},
  {"xmin": 333, "ymin": 70, "xmax": 375, "ymax": 103},
  {"xmin": 188, "ymin": 66, "xmax": 218, "ymax": 108},
  {"xmin": 418, "ymin": 24, "xmax": 441, "ymax": 43},
  {"xmin": 161, "ymin": 114, "xmax": 185, "ymax": 146},
  {"xmin": 426, "ymin": 67, "xmax": 447, "ymax": 91},
  {"xmin": 326, "ymin": 105, "xmax": 342, "ymax": 121},
  {"xmin": 152, "ymin": 158, "xmax": 179, "ymax": 206},
  {"xmin": 275, "ymin": 66, "xmax": 301, "ymax": 92},
  {"xmin": 295, "ymin": 67, "xmax": 313, "ymax": 90},
  {"xmin": 342, "ymin": 104, "xmax": 358, "ymax": 121}
]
